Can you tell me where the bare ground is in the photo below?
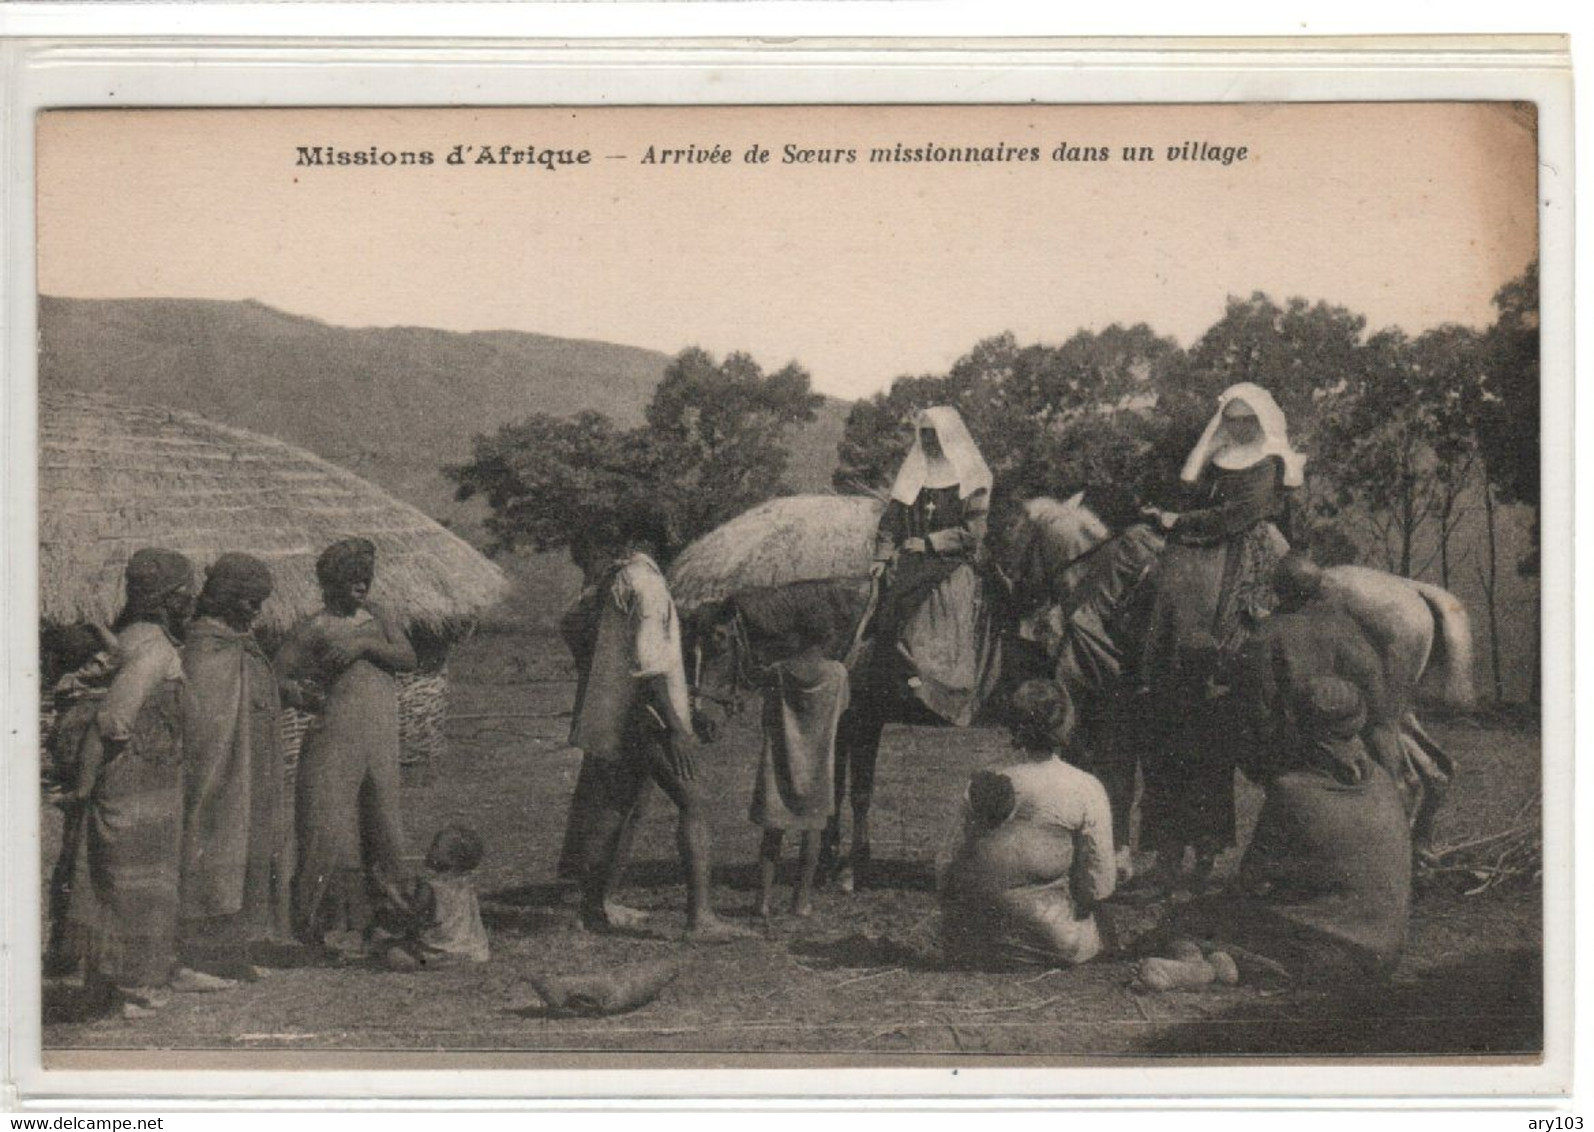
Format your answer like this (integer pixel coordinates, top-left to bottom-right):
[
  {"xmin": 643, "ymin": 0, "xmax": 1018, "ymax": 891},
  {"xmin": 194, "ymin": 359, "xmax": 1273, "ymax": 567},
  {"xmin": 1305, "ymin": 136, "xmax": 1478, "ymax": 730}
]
[{"xmin": 41, "ymin": 630, "xmax": 1543, "ymax": 1059}]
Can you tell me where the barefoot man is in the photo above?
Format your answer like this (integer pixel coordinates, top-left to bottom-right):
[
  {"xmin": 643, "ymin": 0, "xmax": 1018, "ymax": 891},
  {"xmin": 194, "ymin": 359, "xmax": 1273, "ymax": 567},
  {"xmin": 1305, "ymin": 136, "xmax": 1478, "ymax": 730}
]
[{"xmin": 570, "ymin": 498, "xmax": 750, "ymax": 942}]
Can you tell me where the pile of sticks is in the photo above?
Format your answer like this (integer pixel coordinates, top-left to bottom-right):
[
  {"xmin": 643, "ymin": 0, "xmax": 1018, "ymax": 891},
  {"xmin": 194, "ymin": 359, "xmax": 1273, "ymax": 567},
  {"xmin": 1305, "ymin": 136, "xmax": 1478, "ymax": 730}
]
[{"xmin": 1426, "ymin": 794, "xmax": 1542, "ymax": 896}]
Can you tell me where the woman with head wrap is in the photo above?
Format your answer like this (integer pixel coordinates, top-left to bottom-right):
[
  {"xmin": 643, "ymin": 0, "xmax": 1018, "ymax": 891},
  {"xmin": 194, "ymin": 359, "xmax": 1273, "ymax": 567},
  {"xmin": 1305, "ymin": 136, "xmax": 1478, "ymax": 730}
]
[
  {"xmin": 1134, "ymin": 383, "xmax": 1307, "ymax": 894},
  {"xmin": 179, "ymin": 553, "xmax": 294, "ymax": 977},
  {"xmin": 65, "ymin": 548, "xmax": 232, "ymax": 1015},
  {"xmin": 275, "ymin": 537, "xmax": 417, "ymax": 956},
  {"xmin": 1137, "ymin": 676, "xmax": 1411, "ymax": 991}
]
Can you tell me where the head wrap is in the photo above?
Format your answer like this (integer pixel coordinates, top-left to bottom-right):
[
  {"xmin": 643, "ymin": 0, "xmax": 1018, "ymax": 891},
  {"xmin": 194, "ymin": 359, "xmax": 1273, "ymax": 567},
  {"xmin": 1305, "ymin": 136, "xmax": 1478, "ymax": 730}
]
[
  {"xmin": 115, "ymin": 547, "xmax": 196, "ymax": 630},
  {"xmin": 124, "ymin": 547, "xmax": 195, "ymax": 608},
  {"xmin": 1180, "ymin": 382, "xmax": 1306, "ymax": 488},
  {"xmin": 203, "ymin": 552, "xmax": 275, "ymax": 606},
  {"xmin": 1295, "ymin": 675, "xmax": 1371, "ymax": 784},
  {"xmin": 889, "ymin": 406, "xmax": 994, "ymax": 505},
  {"xmin": 316, "ymin": 537, "xmax": 376, "ymax": 589}
]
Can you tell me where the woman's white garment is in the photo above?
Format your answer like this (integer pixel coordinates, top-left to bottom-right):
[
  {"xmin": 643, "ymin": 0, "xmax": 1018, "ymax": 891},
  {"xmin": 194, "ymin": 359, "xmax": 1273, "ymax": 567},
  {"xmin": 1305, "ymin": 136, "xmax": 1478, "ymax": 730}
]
[
  {"xmin": 889, "ymin": 405, "xmax": 994, "ymax": 504},
  {"xmin": 1180, "ymin": 381, "xmax": 1306, "ymax": 487},
  {"xmin": 939, "ymin": 758, "xmax": 1117, "ymax": 966}
]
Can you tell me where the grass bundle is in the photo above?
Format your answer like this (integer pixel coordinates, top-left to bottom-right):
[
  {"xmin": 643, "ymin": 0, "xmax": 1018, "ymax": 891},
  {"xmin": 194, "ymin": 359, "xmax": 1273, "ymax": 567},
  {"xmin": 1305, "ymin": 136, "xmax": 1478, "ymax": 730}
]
[{"xmin": 668, "ymin": 493, "xmax": 885, "ymax": 613}]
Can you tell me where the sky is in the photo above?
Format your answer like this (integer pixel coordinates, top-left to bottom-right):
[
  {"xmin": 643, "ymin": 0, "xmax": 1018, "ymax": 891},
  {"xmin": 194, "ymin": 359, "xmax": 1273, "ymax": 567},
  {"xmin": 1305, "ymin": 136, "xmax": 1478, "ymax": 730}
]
[{"xmin": 37, "ymin": 103, "xmax": 1538, "ymax": 400}]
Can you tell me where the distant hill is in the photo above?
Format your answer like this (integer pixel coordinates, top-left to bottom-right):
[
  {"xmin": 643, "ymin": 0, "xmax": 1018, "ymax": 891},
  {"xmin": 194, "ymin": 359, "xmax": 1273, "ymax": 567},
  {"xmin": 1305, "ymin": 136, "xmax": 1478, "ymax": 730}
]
[{"xmin": 37, "ymin": 296, "xmax": 852, "ymax": 526}]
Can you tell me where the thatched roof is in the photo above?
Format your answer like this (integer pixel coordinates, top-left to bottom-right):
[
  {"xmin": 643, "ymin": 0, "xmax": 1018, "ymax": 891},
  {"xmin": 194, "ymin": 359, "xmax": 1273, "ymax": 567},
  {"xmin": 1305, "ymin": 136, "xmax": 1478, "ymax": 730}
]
[
  {"xmin": 39, "ymin": 391, "xmax": 508, "ymax": 634},
  {"xmin": 668, "ymin": 494, "xmax": 885, "ymax": 613}
]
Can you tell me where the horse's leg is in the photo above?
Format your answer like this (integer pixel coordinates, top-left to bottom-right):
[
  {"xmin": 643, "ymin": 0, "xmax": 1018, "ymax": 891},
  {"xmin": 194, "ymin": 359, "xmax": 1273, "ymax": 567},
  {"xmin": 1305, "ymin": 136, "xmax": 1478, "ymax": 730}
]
[
  {"xmin": 836, "ymin": 699, "xmax": 886, "ymax": 894},
  {"xmin": 818, "ymin": 716, "xmax": 849, "ymax": 881}
]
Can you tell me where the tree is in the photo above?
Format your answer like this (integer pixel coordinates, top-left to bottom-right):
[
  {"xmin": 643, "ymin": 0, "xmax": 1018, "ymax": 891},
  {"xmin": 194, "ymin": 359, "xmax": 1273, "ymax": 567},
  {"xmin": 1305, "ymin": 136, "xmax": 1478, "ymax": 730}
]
[
  {"xmin": 832, "ymin": 326, "xmax": 1178, "ymax": 507},
  {"xmin": 1310, "ymin": 327, "xmax": 1486, "ymax": 581},
  {"xmin": 1407, "ymin": 324, "xmax": 1486, "ymax": 588},
  {"xmin": 1473, "ymin": 259, "xmax": 1541, "ymax": 701},
  {"xmin": 447, "ymin": 411, "xmax": 666, "ymax": 556},
  {"xmin": 1312, "ymin": 330, "xmax": 1436, "ymax": 576},
  {"xmin": 646, "ymin": 347, "xmax": 823, "ymax": 541},
  {"xmin": 1157, "ymin": 293, "xmax": 1367, "ymax": 443},
  {"xmin": 449, "ymin": 348, "xmax": 822, "ymax": 558},
  {"xmin": 831, "ymin": 337, "xmax": 1008, "ymax": 493},
  {"xmin": 1476, "ymin": 260, "xmax": 1540, "ymax": 514}
]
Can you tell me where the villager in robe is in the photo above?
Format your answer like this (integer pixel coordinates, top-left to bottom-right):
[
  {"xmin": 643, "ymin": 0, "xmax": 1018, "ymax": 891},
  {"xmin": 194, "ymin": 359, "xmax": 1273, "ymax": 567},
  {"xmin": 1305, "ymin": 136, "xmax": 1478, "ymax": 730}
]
[{"xmin": 180, "ymin": 553, "xmax": 293, "ymax": 975}]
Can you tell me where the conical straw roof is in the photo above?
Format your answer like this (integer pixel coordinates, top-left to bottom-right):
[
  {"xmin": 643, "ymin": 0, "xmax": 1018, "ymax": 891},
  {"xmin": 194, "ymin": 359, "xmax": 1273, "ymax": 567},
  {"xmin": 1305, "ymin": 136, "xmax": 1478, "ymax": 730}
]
[{"xmin": 40, "ymin": 390, "xmax": 507, "ymax": 634}]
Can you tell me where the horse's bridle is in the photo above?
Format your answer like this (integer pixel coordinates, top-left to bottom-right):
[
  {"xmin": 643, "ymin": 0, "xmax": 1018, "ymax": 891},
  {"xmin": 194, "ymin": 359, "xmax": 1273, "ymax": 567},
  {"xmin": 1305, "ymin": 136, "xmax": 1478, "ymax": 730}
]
[
  {"xmin": 1014, "ymin": 519, "xmax": 1121, "ymax": 612},
  {"xmin": 690, "ymin": 607, "xmax": 755, "ymax": 716}
]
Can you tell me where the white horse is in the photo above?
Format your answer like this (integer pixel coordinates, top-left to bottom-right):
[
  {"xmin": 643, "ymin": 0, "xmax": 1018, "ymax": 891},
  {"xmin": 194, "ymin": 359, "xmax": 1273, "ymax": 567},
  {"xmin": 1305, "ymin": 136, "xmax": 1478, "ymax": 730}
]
[{"xmin": 1003, "ymin": 493, "xmax": 1474, "ymax": 853}]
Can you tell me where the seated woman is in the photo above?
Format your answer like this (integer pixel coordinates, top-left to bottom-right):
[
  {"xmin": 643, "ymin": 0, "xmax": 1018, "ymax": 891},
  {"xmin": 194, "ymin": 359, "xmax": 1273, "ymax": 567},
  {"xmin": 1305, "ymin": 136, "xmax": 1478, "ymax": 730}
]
[
  {"xmin": 870, "ymin": 405, "xmax": 995, "ymax": 727},
  {"xmin": 1138, "ymin": 676, "xmax": 1412, "ymax": 991},
  {"xmin": 938, "ymin": 681, "xmax": 1116, "ymax": 970}
]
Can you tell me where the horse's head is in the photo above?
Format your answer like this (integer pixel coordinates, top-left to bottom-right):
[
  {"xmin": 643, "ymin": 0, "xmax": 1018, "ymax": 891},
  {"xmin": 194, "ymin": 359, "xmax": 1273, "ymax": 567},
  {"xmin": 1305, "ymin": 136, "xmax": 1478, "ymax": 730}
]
[
  {"xmin": 1002, "ymin": 493, "xmax": 1112, "ymax": 617},
  {"xmin": 683, "ymin": 600, "xmax": 752, "ymax": 717}
]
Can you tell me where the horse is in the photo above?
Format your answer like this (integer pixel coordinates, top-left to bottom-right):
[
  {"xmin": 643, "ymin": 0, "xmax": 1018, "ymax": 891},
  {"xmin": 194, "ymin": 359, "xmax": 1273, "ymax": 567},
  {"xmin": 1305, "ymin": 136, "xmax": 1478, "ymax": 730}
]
[
  {"xmin": 688, "ymin": 571, "xmax": 1052, "ymax": 891},
  {"xmin": 1004, "ymin": 494, "xmax": 1475, "ymax": 856}
]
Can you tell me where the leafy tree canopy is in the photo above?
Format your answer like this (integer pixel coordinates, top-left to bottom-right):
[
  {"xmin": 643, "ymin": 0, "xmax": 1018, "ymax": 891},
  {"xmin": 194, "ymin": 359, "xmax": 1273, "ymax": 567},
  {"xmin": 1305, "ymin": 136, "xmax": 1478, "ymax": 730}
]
[{"xmin": 448, "ymin": 348, "xmax": 821, "ymax": 559}]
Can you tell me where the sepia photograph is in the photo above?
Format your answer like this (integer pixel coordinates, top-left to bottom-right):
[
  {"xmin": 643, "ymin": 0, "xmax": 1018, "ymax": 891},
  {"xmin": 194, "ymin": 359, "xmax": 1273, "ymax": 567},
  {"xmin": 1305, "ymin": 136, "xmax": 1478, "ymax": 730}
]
[{"xmin": 22, "ymin": 95, "xmax": 1552, "ymax": 1077}]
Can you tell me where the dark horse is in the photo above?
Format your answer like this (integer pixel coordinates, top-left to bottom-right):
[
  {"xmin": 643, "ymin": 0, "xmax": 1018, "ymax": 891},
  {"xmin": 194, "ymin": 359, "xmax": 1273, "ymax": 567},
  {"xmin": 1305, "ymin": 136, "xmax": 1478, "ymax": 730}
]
[
  {"xmin": 689, "ymin": 571, "xmax": 1052, "ymax": 890},
  {"xmin": 688, "ymin": 491, "xmax": 1475, "ymax": 886}
]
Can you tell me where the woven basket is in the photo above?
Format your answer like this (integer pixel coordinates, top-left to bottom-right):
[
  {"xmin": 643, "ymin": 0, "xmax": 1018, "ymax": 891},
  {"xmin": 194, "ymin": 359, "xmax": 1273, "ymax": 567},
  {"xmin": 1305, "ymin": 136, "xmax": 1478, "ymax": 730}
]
[{"xmin": 280, "ymin": 666, "xmax": 449, "ymax": 780}]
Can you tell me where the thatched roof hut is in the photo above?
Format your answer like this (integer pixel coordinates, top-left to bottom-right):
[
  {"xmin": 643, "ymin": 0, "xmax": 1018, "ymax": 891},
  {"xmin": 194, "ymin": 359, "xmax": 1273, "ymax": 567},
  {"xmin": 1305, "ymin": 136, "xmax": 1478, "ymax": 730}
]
[
  {"xmin": 39, "ymin": 391, "xmax": 507, "ymax": 636},
  {"xmin": 669, "ymin": 494, "xmax": 885, "ymax": 613}
]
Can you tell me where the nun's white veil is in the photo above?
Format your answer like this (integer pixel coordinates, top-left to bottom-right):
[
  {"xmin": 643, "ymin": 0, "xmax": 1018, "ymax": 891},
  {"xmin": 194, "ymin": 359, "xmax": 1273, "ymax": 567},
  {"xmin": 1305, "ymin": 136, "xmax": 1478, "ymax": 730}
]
[{"xmin": 889, "ymin": 406, "xmax": 994, "ymax": 505}]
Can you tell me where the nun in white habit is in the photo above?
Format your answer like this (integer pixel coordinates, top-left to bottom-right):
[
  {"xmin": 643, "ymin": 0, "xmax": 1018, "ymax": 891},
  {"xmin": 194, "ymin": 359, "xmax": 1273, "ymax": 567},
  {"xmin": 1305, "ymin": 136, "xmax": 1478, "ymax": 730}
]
[
  {"xmin": 1135, "ymin": 381, "xmax": 1308, "ymax": 891},
  {"xmin": 868, "ymin": 406, "xmax": 997, "ymax": 727}
]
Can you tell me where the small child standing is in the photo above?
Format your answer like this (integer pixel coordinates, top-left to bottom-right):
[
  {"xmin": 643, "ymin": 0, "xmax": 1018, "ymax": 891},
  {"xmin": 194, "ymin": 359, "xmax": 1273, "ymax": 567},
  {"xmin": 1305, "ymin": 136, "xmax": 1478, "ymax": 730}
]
[
  {"xmin": 375, "ymin": 824, "xmax": 491, "ymax": 969},
  {"xmin": 749, "ymin": 614, "xmax": 850, "ymax": 920}
]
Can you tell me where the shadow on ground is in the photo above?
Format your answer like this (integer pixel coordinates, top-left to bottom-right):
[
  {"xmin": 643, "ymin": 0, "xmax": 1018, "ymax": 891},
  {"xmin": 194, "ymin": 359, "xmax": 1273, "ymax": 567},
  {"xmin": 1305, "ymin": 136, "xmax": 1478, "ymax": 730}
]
[{"xmin": 1138, "ymin": 948, "xmax": 1543, "ymax": 1056}]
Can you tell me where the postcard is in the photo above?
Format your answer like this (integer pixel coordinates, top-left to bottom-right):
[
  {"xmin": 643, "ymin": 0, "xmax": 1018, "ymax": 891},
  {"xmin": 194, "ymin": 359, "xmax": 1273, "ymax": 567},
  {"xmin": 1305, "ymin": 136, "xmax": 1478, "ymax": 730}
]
[{"xmin": 3, "ymin": 37, "xmax": 1572, "ymax": 1105}]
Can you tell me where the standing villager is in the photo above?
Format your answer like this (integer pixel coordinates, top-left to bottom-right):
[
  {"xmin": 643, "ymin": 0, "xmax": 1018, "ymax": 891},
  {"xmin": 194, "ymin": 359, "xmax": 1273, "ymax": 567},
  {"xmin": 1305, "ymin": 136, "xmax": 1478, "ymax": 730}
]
[
  {"xmin": 277, "ymin": 537, "xmax": 417, "ymax": 957},
  {"xmin": 1138, "ymin": 676, "xmax": 1412, "ymax": 991},
  {"xmin": 869, "ymin": 405, "xmax": 997, "ymax": 727},
  {"xmin": 1049, "ymin": 484, "xmax": 1166, "ymax": 878},
  {"xmin": 571, "ymin": 499, "xmax": 750, "ymax": 942},
  {"xmin": 67, "ymin": 548, "xmax": 232, "ymax": 1015},
  {"xmin": 747, "ymin": 610, "xmax": 851, "ymax": 920},
  {"xmin": 937, "ymin": 681, "xmax": 1117, "ymax": 970},
  {"xmin": 42, "ymin": 623, "xmax": 122, "ymax": 977},
  {"xmin": 557, "ymin": 519, "xmax": 651, "ymax": 885},
  {"xmin": 1137, "ymin": 382, "xmax": 1307, "ymax": 892},
  {"xmin": 179, "ymin": 553, "xmax": 293, "ymax": 977}
]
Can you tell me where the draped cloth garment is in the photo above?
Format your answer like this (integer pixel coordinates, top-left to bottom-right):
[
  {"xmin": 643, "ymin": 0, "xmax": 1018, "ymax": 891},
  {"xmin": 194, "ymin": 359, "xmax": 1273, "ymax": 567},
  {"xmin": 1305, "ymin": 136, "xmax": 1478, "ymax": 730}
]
[
  {"xmin": 1139, "ymin": 400, "xmax": 1300, "ymax": 856},
  {"xmin": 278, "ymin": 608, "xmax": 407, "ymax": 944},
  {"xmin": 1171, "ymin": 760, "xmax": 1412, "ymax": 984},
  {"xmin": 180, "ymin": 616, "xmax": 293, "ymax": 946},
  {"xmin": 750, "ymin": 658, "xmax": 850, "ymax": 831},
  {"xmin": 66, "ymin": 622, "xmax": 186, "ymax": 986}
]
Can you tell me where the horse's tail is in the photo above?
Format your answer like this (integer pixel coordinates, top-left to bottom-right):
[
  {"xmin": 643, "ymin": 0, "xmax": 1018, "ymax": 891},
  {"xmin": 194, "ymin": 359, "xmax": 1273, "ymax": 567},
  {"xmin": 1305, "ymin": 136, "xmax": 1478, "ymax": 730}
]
[{"xmin": 1409, "ymin": 579, "xmax": 1476, "ymax": 709}]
